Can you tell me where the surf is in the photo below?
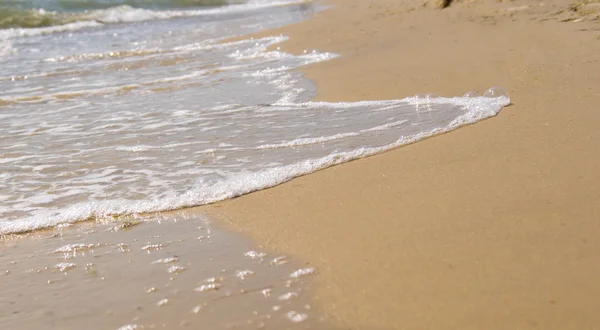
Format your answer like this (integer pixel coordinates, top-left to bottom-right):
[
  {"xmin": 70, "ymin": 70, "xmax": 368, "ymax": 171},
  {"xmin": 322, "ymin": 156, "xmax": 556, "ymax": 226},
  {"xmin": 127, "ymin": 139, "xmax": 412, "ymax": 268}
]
[
  {"xmin": 0, "ymin": 1, "xmax": 510, "ymax": 236},
  {"xmin": 0, "ymin": 0, "xmax": 304, "ymax": 30}
]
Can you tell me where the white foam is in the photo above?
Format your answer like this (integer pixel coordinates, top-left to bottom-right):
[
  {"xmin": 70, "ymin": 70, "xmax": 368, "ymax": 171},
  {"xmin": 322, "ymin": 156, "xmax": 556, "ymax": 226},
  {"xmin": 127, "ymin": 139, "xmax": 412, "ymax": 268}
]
[
  {"xmin": 0, "ymin": 14, "xmax": 511, "ymax": 236},
  {"xmin": 91, "ymin": 0, "xmax": 310, "ymax": 23},
  {"xmin": 0, "ymin": 39, "xmax": 15, "ymax": 57},
  {"xmin": 256, "ymin": 119, "xmax": 409, "ymax": 149},
  {"xmin": 0, "ymin": 21, "xmax": 103, "ymax": 40},
  {"xmin": 0, "ymin": 94, "xmax": 509, "ymax": 235},
  {"xmin": 0, "ymin": 0, "xmax": 310, "ymax": 41}
]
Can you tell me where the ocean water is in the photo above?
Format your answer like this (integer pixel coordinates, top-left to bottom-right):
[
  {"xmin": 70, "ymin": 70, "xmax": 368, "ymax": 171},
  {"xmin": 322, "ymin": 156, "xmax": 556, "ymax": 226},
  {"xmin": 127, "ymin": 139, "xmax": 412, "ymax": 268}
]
[{"xmin": 0, "ymin": 0, "xmax": 510, "ymax": 235}]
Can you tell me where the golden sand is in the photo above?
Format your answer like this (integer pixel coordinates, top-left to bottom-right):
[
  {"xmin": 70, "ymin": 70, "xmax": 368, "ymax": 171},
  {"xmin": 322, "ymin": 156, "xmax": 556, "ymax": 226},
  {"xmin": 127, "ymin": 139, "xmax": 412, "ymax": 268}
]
[
  {"xmin": 204, "ymin": 0, "xmax": 600, "ymax": 329},
  {"xmin": 2, "ymin": 1, "xmax": 599, "ymax": 329}
]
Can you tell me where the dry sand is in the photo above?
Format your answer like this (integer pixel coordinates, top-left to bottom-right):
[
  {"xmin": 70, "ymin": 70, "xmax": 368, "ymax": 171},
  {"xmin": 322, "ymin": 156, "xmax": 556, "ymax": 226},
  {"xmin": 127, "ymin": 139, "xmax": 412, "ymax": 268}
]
[{"xmin": 204, "ymin": 0, "xmax": 600, "ymax": 329}]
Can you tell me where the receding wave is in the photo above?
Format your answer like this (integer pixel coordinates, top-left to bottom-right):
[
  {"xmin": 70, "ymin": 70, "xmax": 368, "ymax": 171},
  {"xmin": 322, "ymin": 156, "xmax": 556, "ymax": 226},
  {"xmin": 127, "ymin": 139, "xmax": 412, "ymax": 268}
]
[
  {"xmin": 0, "ymin": 5, "xmax": 511, "ymax": 238},
  {"xmin": 0, "ymin": 94, "xmax": 510, "ymax": 236}
]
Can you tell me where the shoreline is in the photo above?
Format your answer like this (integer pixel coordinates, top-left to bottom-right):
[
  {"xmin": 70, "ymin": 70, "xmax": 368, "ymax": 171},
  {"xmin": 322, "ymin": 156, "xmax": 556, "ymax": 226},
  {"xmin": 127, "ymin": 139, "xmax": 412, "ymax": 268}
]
[
  {"xmin": 1, "ymin": 4, "xmax": 339, "ymax": 328},
  {"xmin": 2, "ymin": 0, "xmax": 599, "ymax": 329},
  {"xmin": 203, "ymin": 0, "xmax": 600, "ymax": 329}
]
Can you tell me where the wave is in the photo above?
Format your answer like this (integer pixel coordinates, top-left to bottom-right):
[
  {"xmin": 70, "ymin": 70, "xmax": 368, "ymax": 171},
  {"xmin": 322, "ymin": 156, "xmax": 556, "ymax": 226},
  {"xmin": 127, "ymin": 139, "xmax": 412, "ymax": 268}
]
[
  {"xmin": 0, "ymin": 0, "xmax": 307, "ymax": 35},
  {"xmin": 2, "ymin": 0, "xmax": 232, "ymax": 13},
  {"xmin": 0, "ymin": 0, "xmax": 233, "ymax": 28},
  {"xmin": 0, "ymin": 0, "xmax": 307, "ymax": 30},
  {"xmin": 0, "ymin": 95, "xmax": 510, "ymax": 236}
]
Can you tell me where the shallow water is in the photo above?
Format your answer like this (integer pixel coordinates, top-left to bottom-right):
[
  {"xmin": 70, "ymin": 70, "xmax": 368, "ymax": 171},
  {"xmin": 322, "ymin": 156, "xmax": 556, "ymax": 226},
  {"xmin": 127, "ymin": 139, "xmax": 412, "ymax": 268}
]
[
  {"xmin": 0, "ymin": 0, "xmax": 509, "ymax": 235},
  {"xmin": 0, "ymin": 213, "xmax": 328, "ymax": 329}
]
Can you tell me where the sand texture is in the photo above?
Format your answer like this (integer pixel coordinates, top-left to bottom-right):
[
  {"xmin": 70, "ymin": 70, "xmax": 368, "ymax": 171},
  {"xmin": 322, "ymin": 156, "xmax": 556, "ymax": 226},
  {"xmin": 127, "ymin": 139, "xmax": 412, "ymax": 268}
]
[{"xmin": 204, "ymin": 0, "xmax": 600, "ymax": 329}]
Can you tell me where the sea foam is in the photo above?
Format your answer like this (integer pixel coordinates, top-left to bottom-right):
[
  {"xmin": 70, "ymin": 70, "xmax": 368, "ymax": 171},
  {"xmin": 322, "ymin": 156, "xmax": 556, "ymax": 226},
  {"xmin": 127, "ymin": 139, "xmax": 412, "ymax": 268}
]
[
  {"xmin": 0, "ymin": 0, "xmax": 309, "ymax": 40},
  {"xmin": 0, "ymin": 3, "xmax": 510, "ymax": 235},
  {"xmin": 0, "ymin": 93, "xmax": 509, "ymax": 235}
]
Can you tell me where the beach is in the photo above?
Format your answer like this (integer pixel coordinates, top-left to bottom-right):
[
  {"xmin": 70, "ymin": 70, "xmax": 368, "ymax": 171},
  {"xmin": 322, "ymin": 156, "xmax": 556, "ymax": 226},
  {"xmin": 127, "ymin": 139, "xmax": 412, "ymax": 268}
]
[
  {"xmin": 2, "ymin": 0, "xmax": 600, "ymax": 329},
  {"xmin": 2, "ymin": 1, "xmax": 338, "ymax": 328},
  {"xmin": 204, "ymin": 0, "xmax": 600, "ymax": 329}
]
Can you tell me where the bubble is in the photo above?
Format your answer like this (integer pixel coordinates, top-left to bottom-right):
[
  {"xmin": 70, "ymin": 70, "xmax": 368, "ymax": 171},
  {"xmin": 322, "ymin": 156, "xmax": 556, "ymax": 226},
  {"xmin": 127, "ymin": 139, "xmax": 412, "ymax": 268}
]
[
  {"xmin": 245, "ymin": 250, "xmax": 267, "ymax": 259},
  {"xmin": 141, "ymin": 243, "xmax": 167, "ymax": 252},
  {"xmin": 55, "ymin": 263, "xmax": 76, "ymax": 272},
  {"xmin": 202, "ymin": 277, "xmax": 222, "ymax": 283},
  {"xmin": 289, "ymin": 268, "xmax": 316, "ymax": 278},
  {"xmin": 194, "ymin": 283, "xmax": 221, "ymax": 292},
  {"xmin": 425, "ymin": 93, "xmax": 439, "ymax": 99},
  {"xmin": 286, "ymin": 311, "xmax": 308, "ymax": 323},
  {"xmin": 167, "ymin": 265, "xmax": 185, "ymax": 274},
  {"xmin": 278, "ymin": 292, "xmax": 299, "ymax": 301},
  {"xmin": 151, "ymin": 257, "xmax": 178, "ymax": 264},
  {"xmin": 463, "ymin": 91, "xmax": 480, "ymax": 98},
  {"xmin": 236, "ymin": 270, "xmax": 254, "ymax": 279},
  {"xmin": 483, "ymin": 86, "xmax": 509, "ymax": 99},
  {"xmin": 117, "ymin": 325, "xmax": 140, "ymax": 330}
]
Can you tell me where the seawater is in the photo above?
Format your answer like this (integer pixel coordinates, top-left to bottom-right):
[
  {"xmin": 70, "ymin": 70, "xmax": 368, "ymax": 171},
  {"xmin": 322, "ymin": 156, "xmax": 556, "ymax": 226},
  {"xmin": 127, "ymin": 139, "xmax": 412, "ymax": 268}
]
[{"xmin": 0, "ymin": 0, "xmax": 510, "ymax": 235}]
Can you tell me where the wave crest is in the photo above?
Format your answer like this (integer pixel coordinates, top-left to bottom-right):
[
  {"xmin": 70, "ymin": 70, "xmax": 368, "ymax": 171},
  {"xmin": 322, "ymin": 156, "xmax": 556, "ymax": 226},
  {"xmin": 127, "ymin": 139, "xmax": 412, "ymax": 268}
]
[
  {"xmin": 0, "ymin": 0, "xmax": 230, "ymax": 29},
  {"xmin": 0, "ymin": 7, "xmax": 78, "ymax": 29}
]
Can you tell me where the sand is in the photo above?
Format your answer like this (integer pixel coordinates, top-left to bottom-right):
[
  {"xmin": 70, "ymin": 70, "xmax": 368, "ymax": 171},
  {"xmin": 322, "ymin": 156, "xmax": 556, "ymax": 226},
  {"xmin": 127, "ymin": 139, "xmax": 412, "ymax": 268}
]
[
  {"xmin": 203, "ymin": 0, "xmax": 600, "ymax": 329},
  {"xmin": 2, "ymin": 1, "xmax": 600, "ymax": 329},
  {"xmin": 0, "ymin": 212, "xmax": 331, "ymax": 329}
]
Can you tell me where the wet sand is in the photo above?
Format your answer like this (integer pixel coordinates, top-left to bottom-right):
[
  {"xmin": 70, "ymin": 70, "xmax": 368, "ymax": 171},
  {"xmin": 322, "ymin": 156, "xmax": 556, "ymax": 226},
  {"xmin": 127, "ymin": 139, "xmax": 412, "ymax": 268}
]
[
  {"xmin": 0, "ymin": 213, "xmax": 330, "ymax": 329},
  {"xmin": 2, "ymin": 1, "xmax": 599, "ymax": 329},
  {"xmin": 204, "ymin": 0, "xmax": 600, "ymax": 329}
]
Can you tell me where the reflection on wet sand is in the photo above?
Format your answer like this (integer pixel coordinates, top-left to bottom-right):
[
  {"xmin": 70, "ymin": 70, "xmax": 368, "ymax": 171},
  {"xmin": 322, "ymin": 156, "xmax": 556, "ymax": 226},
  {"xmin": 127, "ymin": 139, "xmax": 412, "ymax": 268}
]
[{"xmin": 0, "ymin": 212, "xmax": 330, "ymax": 329}]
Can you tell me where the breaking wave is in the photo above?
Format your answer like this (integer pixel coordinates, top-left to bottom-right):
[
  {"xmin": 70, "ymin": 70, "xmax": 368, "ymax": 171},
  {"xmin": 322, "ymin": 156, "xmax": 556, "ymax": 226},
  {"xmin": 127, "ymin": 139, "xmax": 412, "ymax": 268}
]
[{"xmin": 0, "ymin": 0, "xmax": 301, "ymax": 30}]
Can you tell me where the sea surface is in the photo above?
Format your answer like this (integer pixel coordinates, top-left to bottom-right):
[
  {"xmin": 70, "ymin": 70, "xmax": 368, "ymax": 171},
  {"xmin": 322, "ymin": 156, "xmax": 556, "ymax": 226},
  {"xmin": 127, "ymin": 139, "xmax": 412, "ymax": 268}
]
[{"xmin": 0, "ymin": 0, "xmax": 510, "ymax": 235}]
